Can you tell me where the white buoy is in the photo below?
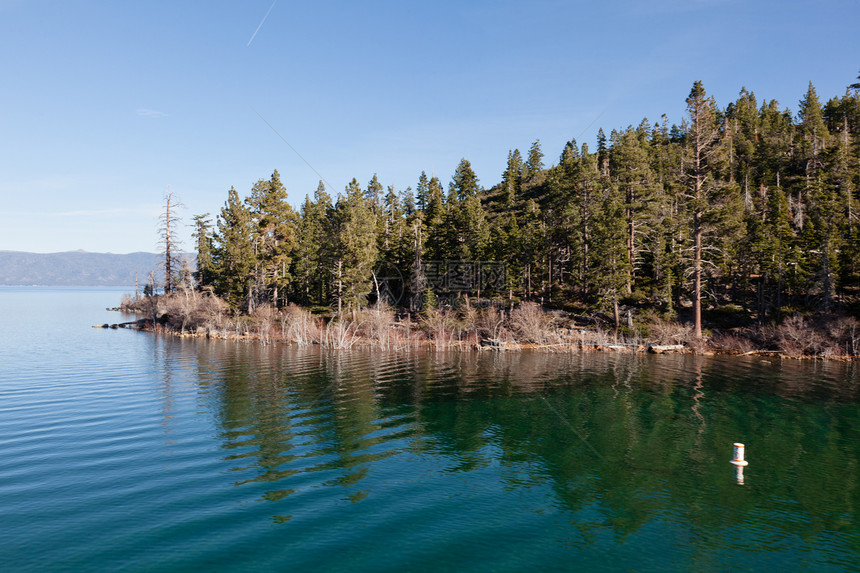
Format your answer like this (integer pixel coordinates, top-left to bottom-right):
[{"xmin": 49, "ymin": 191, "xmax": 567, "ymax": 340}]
[
  {"xmin": 734, "ymin": 465, "xmax": 745, "ymax": 485},
  {"xmin": 731, "ymin": 442, "xmax": 748, "ymax": 466}
]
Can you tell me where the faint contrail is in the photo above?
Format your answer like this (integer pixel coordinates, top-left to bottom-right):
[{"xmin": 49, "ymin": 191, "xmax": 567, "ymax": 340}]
[
  {"xmin": 247, "ymin": 0, "xmax": 277, "ymax": 47},
  {"xmin": 253, "ymin": 109, "xmax": 335, "ymax": 192},
  {"xmin": 576, "ymin": 108, "xmax": 608, "ymax": 141}
]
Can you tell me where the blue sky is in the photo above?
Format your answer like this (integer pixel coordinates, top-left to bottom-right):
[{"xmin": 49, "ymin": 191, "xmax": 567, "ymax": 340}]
[{"xmin": 1, "ymin": 0, "xmax": 858, "ymax": 254}]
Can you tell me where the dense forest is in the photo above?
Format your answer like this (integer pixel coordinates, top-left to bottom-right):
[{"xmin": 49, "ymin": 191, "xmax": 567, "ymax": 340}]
[{"xmin": 179, "ymin": 79, "xmax": 860, "ymax": 346}]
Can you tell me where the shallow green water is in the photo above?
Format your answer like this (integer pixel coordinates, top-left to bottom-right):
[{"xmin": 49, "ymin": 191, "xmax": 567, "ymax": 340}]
[{"xmin": 1, "ymin": 287, "xmax": 859, "ymax": 571}]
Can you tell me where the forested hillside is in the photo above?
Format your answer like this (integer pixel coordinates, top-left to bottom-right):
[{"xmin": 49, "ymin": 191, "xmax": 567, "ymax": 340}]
[
  {"xmin": 0, "ymin": 251, "xmax": 164, "ymax": 286},
  {"xmin": 190, "ymin": 79, "xmax": 860, "ymax": 336}
]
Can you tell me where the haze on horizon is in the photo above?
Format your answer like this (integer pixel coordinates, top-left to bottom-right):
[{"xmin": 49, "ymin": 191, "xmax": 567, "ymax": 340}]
[{"xmin": 1, "ymin": 0, "xmax": 858, "ymax": 255}]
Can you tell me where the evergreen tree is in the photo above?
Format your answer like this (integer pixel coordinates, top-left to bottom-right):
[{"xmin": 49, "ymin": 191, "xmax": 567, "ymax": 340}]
[
  {"xmin": 591, "ymin": 182, "xmax": 631, "ymax": 329},
  {"xmin": 415, "ymin": 171, "xmax": 430, "ymax": 212},
  {"xmin": 366, "ymin": 173, "xmax": 383, "ymax": 207},
  {"xmin": 725, "ymin": 87, "xmax": 759, "ymax": 203},
  {"xmin": 191, "ymin": 213, "xmax": 215, "ymax": 288},
  {"xmin": 685, "ymin": 81, "xmax": 725, "ymax": 339},
  {"xmin": 502, "ymin": 149, "xmax": 523, "ymax": 206},
  {"xmin": 524, "ymin": 139, "xmax": 544, "ymax": 181},
  {"xmin": 453, "ymin": 194, "xmax": 490, "ymax": 261},
  {"xmin": 521, "ymin": 199, "xmax": 547, "ymax": 299},
  {"xmin": 560, "ymin": 138, "xmax": 579, "ymax": 167},
  {"xmin": 332, "ymin": 178, "xmax": 378, "ymax": 312},
  {"xmin": 380, "ymin": 185, "xmax": 408, "ymax": 268},
  {"xmin": 596, "ymin": 128, "xmax": 609, "ymax": 176},
  {"xmin": 424, "ymin": 175, "xmax": 447, "ymax": 260},
  {"xmin": 245, "ymin": 170, "xmax": 298, "ymax": 307},
  {"xmin": 450, "ymin": 159, "xmax": 481, "ymax": 201},
  {"xmin": 609, "ymin": 127, "xmax": 660, "ymax": 294},
  {"xmin": 565, "ymin": 144, "xmax": 603, "ymax": 298},
  {"xmin": 294, "ymin": 182, "xmax": 333, "ymax": 305},
  {"xmin": 212, "ymin": 186, "xmax": 256, "ymax": 308}
]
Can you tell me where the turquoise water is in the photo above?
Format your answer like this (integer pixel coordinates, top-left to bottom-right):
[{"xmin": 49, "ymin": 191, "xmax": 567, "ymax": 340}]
[{"xmin": 1, "ymin": 287, "xmax": 859, "ymax": 571}]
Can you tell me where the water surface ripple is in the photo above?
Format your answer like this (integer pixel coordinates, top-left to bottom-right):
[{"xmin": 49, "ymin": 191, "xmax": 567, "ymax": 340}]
[{"xmin": 1, "ymin": 287, "xmax": 859, "ymax": 571}]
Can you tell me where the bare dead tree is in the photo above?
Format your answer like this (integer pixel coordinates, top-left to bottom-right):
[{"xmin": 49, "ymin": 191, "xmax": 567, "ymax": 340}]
[{"xmin": 159, "ymin": 187, "xmax": 184, "ymax": 294}]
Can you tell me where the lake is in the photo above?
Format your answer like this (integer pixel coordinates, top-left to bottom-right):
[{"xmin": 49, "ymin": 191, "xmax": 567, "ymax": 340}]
[{"xmin": 1, "ymin": 287, "xmax": 859, "ymax": 572}]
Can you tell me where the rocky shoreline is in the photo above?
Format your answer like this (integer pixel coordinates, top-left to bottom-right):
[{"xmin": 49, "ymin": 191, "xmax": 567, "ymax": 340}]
[{"xmin": 102, "ymin": 300, "xmax": 859, "ymax": 361}]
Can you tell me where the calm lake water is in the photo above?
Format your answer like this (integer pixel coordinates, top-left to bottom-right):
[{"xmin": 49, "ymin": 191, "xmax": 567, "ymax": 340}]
[{"xmin": 1, "ymin": 287, "xmax": 859, "ymax": 572}]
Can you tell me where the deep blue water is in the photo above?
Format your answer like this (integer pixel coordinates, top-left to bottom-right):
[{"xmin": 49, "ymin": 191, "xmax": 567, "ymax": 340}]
[{"xmin": 1, "ymin": 287, "xmax": 859, "ymax": 572}]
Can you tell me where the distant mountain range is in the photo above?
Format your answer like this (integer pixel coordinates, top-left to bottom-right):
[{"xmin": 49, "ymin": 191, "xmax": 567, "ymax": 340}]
[{"xmin": 0, "ymin": 250, "xmax": 180, "ymax": 286}]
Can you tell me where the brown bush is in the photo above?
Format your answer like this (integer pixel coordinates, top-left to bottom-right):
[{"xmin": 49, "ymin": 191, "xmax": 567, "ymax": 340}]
[
  {"xmin": 421, "ymin": 309, "xmax": 460, "ymax": 349},
  {"xmin": 826, "ymin": 316, "xmax": 860, "ymax": 357},
  {"xmin": 647, "ymin": 319, "xmax": 694, "ymax": 346},
  {"xmin": 162, "ymin": 288, "xmax": 228, "ymax": 334},
  {"xmin": 355, "ymin": 305, "xmax": 397, "ymax": 348},
  {"xmin": 279, "ymin": 303, "xmax": 320, "ymax": 345},
  {"xmin": 510, "ymin": 302, "xmax": 555, "ymax": 344},
  {"xmin": 709, "ymin": 331, "xmax": 757, "ymax": 353},
  {"xmin": 776, "ymin": 314, "xmax": 823, "ymax": 356}
]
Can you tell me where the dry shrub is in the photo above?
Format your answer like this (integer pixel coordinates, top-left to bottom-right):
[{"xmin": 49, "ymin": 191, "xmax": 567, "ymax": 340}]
[
  {"xmin": 826, "ymin": 316, "xmax": 860, "ymax": 357},
  {"xmin": 162, "ymin": 288, "xmax": 228, "ymax": 333},
  {"xmin": 580, "ymin": 326, "xmax": 610, "ymax": 348},
  {"xmin": 251, "ymin": 305, "xmax": 278, "ymax": 344},
  {"xmin": 322, "ymin": 317, "xmax": 360, "ymax": 349},
  {"xmin": 644, "ymin": 319, "xmax": 694, "ymax": 346},
  {"xmin": 355, "ymin": 305, "xmax": 397, "ymax": 348},
  {"xmin": 421, "ymin": 309, "xmax": 460, "ymax": 349},
  {"xmin": 510, "ymin": 302, "xmax": 555, "ymax": 344},
  {"xmin": 709, "ymin": 331, "xmax": 757, "ymax": 353},
  {"xmin": 478, "ymin": 306, "xmax": 508, "ymax": 341},
  {"xmin": 390, "ymin": 314, "xmax": 419, "ymax": 349},
  {"xmin": 776, "ymin": 314, "xmax": 823, "ymax": 356},
  {"xmin": 120, "ymin": 293, "xmax": 135, "ymax": 311},
  {"xmin": 279, "ymin": 303, "xmax": 320, "ymax": 345},
  {"xmin": 196, "ymin": 292, "xmax": 229, "ymax": 332}
]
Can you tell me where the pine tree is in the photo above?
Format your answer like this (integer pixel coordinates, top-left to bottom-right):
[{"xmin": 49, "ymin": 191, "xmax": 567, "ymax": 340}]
[
  {"xmin": 609, "ymin": 127, "xmax": 660, "ymax": 294},
  {"xmin": 565, "ymin": 144, "xmax": 603, "ymax": 298},
  {"xmin": 521, "ymin": 199, "xmax": 547, "ymax": 299},
  {"xmin": 591, "ymin": 182, "xmax": 630, "ymax": 329},
  {"xmin": 450, "ymin": 159, "xmax": 481, "ymax": 201},
  {"xmin": 685, "ymin": 81, "xmax": 724, "ymax": 339},
  {"xmin": 725, "ymin": 87, "xmax": 759, "ymax": 204},
  {"xmin": 851, "ymin": 70, "xmax": 860, "ymax": 91},
  {"xmin": 524, "ymin": 139, "xmax": 544, "ymax": 181},
  {"xmin": 366, "ymin": 173, "xmax": 383, "ymax": 207},
  {"xmin": 502, "ymin": 149, "xmax": 523, "ymax": 206},
  {"xmin": 380, "ymin": 185, "xmax": 408, "ymax": 268},
  {"xmin": 191, "ymin": 213, "xmax": 215, "ymax": 288},
  {"xmin": 454, "ymin": 194, "xmax": 490, "ymax": 261},
  {"xmin": 213, "ymin": 186, "xmax": 256, "ymax": 308},
  {"xmin": 560, "ymin": 138, "xmax": 579, "ymax": 167},
  {"xmin": 332, "ymin": 178, "xmax": 378, "ymax": 312},
  {"xmin": 596, "ymin": 128, "xmax": 609, "ymax": 176},
  {"xmin": 423, "ymin": 175, "xmax": 447, "ymax": 260},
  {"xmin": 294, "ymin": 182, "xmax": 333, "ymax": 305},
  {"xmin": 245, "ymin": 170, "xmax": 298, "ymax": 307},
  {"xmin": 415, "ymin": 171, "xmax": 430, "ymax": 212}
]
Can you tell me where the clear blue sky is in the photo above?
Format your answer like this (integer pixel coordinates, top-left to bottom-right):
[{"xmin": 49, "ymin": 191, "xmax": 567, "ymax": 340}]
[{"xmin": 1, "ymin": 0, "xmax": 858, "ymax": 254}]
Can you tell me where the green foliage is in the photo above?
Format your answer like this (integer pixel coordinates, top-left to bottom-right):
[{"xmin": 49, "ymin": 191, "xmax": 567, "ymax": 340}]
[
  {"xmin": 450, "ymin": 158, "xmax": 481, "ymax": 201},
  {"xmin": 420, "ymin": 287, "xmax": 437, "ymax": 318},
  {"xmin": 212, "ymin": 186, "xmax": 256, "ymax": 308},
  {"xmin": 246, "ymin": 170, "xmax": 299, "ymax": 308},
  {"xmin": 332, "ymin": 178, "xmax": 378, "ymax": 312},
  {"xmin": 191, "ymin": 213, "xmax": 215, "ymax": 288},
  {"xmin": 198, "ymin": 77, "xmax": 860, "ymax": 325}
]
